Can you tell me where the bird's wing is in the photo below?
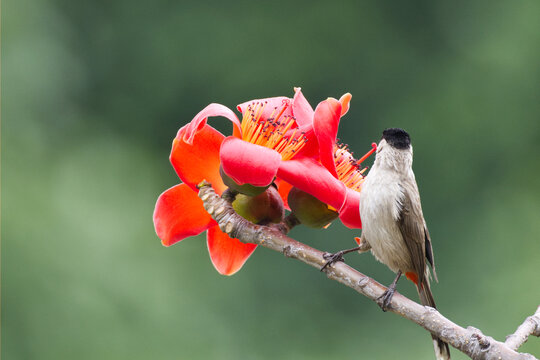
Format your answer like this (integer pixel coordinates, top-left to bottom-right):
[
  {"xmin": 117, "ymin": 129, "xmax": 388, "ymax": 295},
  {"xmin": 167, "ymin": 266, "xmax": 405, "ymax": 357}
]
[
  {"xmin": 397, "ymin": 182, "xmax": 428, "ymax": 285},
  {"xmin": 423, "ymin": 223, "xmax": 438, "ymax": 282}
]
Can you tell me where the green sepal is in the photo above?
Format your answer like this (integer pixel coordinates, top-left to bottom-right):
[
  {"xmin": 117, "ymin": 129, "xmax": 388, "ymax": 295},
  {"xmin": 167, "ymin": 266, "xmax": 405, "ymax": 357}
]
[
  {"xmin": 287, "ymin": 187, "xmax": 338, "ymax": 228},
  {"xmin": 233, "ymin": 186, "xmax": 284, "ymax": 224},
  {"xmin": 220, "ymin": 166, "xmax": 269, "ymax": 196}
]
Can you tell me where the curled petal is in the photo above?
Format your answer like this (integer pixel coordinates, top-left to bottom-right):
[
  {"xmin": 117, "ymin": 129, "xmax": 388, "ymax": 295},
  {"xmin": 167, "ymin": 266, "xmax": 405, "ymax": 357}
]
[
  {"xmin": 292, "ymin": 87, "xmax": 314, "ymax": 127},
  {"xmin": 153, "ymin": 184, "xmax": 216, "ymax": 247},
  {"xmin": 338, "ymin": 190, "xmax": 362, "ymax": 229},
  {"xmin": 207, "ymin": 225, "xmax": 257, "ymax": 275},
  {"xmin": 237, "ymin": 96, "xmax": 292, "ymax": 121},
  {"xmin": 181, "ymin": 103, "xmax": 242, "ymax": 144},
  {"xmin": 339, "ymin": 93, "xmax": 352, "ymax": 117},
  {"xmin": 220, "ymin": 137, "xmax": 281, "ymax": 187},
  {"xmin": 171, "ymin": 124, "xmax": 227, "ymax": 194},
  {"xmin": 313, "ymin": 98, "xmax": 342, "ymax": 177},
  {"xmin": 277, "ymin": 157, "xmax": 346, "ymax": 212}
]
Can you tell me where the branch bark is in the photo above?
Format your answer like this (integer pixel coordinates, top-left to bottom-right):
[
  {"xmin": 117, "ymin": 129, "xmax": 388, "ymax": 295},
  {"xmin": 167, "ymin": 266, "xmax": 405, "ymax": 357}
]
[
  {"xmin": 197, "ymin": 182, "xmax": 538, "ymax": 360},
  {"xmin": 506, "ymin": 306, "xmax": 540, "ymax": 351}
]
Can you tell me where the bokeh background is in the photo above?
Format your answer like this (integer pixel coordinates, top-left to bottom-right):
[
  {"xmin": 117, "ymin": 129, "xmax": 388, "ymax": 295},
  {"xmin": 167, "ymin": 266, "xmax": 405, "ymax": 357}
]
[{"xmin": 3, "ymin": 0, "xmax": 540, "ymax": 359}]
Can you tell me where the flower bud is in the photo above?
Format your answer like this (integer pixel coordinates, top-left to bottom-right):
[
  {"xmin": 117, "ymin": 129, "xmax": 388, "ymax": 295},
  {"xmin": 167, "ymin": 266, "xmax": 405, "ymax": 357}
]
[
  {"xmin": 287, "ymin": 187, "xmax": 338, "ymax": 228},
  {"xmin": 220, "ymin": 165, "xmax": 269, "ymax": 196},
  {"xmin": 232, "ymin": 186, "xmax": 284, "ymax": 224}
]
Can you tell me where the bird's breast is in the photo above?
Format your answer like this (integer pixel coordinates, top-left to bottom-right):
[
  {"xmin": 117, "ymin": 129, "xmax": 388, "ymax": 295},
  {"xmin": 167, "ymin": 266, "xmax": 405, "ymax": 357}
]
[{"xmin": 359, "ymin": 169, "xmax": 413, "ymax": 273}]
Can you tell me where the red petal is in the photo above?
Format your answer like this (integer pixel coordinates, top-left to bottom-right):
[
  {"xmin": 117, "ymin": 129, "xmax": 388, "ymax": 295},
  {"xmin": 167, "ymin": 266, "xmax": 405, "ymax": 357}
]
[
  {"xmin": 339, "ymin": 93, "xmax": 352, "ymax": 117},
  {"xmin": 153, "ymin": 184, "xmax": 216, "ymax": 247},
  {"xmin": 181, "ymin": 103, "xmax": 242, "ymax": 144},
  {"xmin": 313, "ymin": 98, "xmax": 342, "ymax": 177},
  {"xmin": 294, "ymin": 124, "xmax": 319, "ymax": 159},
  {"xmin": 237, "ymin": 96, "xmax": 293, "ymax": 121},
  {"xmin": 171, "ymin": 124, "xmax": 227, "ymax": 194},
  {"xmin": 338, "ymin": 190, "xmax": 362, "ymax": 229},
  {"xmin": 274, "ymin": 178, "xmax": 293, "ymax": 210},
  {"xmin": 207, "ymin": 225, "xmax": 257, "ymax": 275},
  {"xmin": 292, "ymin": 87, "xmax": 314, "ymax": 127},
  {"xmin": 220, "ymin": 137, "xmax": 281, "ymax": 187},
  {"xmin": 277, "ymin": 157, "xmax": 346, "ymax": 211}
]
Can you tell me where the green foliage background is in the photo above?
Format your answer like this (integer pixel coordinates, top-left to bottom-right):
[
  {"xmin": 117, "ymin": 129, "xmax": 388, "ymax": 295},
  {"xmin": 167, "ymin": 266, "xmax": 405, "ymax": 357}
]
[{"xmin": 3, "ymin": 1, "xmax": 540, "ymax": 359}]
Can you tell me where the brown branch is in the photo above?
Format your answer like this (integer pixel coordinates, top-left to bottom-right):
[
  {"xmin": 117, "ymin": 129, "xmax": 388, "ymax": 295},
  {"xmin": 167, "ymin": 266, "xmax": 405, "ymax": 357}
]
[
  {"xmin": 506, "ymin": 306, "xmax": 540, "ymax": 351},
  {"xmin": 197, "ymin": 182, "xmax": 538, "ymax": 360}
]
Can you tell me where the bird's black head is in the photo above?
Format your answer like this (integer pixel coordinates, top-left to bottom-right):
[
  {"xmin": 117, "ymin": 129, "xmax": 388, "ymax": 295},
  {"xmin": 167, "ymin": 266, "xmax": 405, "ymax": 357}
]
[{"xmin": 382, "ymin": 128, "xmax": 411, "ymax": 149}]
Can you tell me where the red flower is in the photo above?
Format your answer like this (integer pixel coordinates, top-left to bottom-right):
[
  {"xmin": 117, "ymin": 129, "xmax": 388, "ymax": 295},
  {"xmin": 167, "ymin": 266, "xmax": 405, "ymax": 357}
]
[
  {"xmin": 153, "ymin": 124, "xmax": 256, "ymax": 276},
  {"xmin": 153, "ymin": 88, "xmax": 317, "ymax": 275},
  {"xmin": 184, "ymin": 88, "xmax": 318, "ymax": 190},
  {"xmin": 277, "ymin": 95, "xmax": 376, "ymax": 228},
  {"xmin": 154, "ymin": 89, "xmax": 374, "ymax": 276}
]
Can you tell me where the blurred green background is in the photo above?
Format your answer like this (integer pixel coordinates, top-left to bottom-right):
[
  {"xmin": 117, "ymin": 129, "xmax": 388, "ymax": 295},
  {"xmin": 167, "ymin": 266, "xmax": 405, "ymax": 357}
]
[{"xmin": 3, "ymin": 0, "xmax": 540, "ymax": 359}]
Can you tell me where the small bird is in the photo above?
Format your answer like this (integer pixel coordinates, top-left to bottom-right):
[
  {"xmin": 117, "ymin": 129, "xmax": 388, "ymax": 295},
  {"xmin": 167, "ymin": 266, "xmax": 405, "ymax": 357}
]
[
  {"xmin": 358, "ymin": 128, "xmax": 450, "ymax": 360},
  {"xmin": 321, "ymin": 128, "xmax": 450, "ymax": 358}
]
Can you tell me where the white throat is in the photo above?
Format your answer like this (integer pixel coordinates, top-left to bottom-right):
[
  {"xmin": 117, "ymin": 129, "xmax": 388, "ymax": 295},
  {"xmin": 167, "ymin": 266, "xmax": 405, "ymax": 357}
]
[{"xmin": 372, "ymin": 139, "xmax": 413, "ymax": 174}]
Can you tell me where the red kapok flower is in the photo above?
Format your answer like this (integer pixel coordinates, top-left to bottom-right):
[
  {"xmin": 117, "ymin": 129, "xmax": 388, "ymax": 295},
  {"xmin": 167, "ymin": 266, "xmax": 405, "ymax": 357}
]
[
  {"xmin": 154, "ymin": 88, "xmax": 319, "ymax": 275},
  {"xmin": 182, "ymin": 88, "xmax": 317, "ymax": 193},
  {"xmin": 153, "ymin": 124, "xmax": 256, "ymax": 276},
  {"xmin": 277, "ymin": 95, "xmax": 376, "ymax": 228}
]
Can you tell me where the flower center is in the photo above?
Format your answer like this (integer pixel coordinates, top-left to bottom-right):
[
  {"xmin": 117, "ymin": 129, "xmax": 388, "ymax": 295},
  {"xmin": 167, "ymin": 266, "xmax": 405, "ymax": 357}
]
[
  {"xmin": 334, "ymin": 142, "xmax": 377, "ymax": 192},
  {"xmin": 240, "ymin": 101, "xmax": 307, "ymax": 161}
]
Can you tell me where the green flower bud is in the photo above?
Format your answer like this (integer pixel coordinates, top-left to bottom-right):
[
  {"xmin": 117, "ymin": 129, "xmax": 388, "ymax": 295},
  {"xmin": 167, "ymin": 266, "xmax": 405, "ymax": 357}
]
[
  {"xmin": 287, "ymin": 187, "xmax": 338, "ymax": 228},
  {"xmin": 220, "ymin": 166, "xmax": 269, "ymax": 196},
  {"xmin": 233, "ymin": 186, "xmax": 284, "ymax": 224}
]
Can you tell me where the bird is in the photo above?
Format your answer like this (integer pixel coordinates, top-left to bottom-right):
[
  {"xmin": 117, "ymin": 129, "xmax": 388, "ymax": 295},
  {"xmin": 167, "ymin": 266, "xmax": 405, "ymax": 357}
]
[{"xmin": 322, "ymin": 128, "xmax": 450, "ymax": 360}]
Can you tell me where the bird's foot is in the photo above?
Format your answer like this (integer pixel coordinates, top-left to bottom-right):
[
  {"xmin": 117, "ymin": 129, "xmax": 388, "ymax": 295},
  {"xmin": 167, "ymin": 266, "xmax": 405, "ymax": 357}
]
[
  {"xmin": 376, "ymin": 271, "xmax": 402, "ymax": 312},
  {"xmin": 376, "ymin": 288, "xmax": 396, "ymax": 312},
  {"xmin": 320, "ymin": 251, "xmax": 346, "ymax": 271},
  {"xmin": 320, "ymin": 246, "xmax": 362, "ymax": 272}
]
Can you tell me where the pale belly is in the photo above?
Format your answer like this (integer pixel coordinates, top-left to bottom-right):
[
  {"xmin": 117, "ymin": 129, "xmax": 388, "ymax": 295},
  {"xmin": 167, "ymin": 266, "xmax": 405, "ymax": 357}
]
[{"xmin": 359, "ymin": 173, "xmax": 414, "ymax": 273}]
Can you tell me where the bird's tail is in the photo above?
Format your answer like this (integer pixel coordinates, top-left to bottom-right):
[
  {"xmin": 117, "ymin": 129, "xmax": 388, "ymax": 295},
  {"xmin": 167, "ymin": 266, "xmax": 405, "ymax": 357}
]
[{"xmin": 417, "ymin": 279, "xmax": 451, "ymax": 360}]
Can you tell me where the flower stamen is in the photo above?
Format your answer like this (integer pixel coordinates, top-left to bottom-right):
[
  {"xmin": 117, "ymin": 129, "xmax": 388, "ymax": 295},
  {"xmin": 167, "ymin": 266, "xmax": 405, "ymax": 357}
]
[
  {"xmin": 356, "ymin": 143, "xmax": 377, "ymax": 165},
  {"xmin": 334, "ymin": 143, "xmax": 376, "ymax": 192},
  {"xmin": 241, "ymin": 101, "xmax": 307, "ymax": 161}
]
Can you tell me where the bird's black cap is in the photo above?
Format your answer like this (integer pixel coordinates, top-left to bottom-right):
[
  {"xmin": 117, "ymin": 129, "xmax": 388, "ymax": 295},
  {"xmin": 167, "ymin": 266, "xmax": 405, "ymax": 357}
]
[{"xmin": 382, "ymin": 128, "xmax": 411, "ymax": 149}]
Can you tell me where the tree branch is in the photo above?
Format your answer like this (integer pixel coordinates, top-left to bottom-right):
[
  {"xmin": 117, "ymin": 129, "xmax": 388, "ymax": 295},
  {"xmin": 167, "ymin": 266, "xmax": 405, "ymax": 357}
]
[
  {"xmin": 197, "ymin": 182, "xmax": 538, "ymax": 360},
  {"xmin": 506, "ymin": 306, "xmax": 540, "ymax": 351}
]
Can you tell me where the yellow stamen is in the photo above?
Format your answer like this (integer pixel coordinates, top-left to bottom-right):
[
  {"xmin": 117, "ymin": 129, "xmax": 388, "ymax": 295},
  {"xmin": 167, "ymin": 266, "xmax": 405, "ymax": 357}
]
[
  {"xmin": 333, "ymin": 143, "xmax": 375, "ymax": 192},
  {"xmin": 240, "ymin": 101, "xmax": 307, "ymax": 161}
]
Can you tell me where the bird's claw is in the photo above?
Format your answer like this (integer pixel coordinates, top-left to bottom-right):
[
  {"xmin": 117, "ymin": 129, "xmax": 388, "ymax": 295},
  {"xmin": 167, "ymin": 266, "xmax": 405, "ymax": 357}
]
[
  {"xmin": 376, "ymin": 289, "xmax": 395, "ymax": 312},
  {"xmin": 320, "ymin": 251, "xmax": 346, "ymax": 271}
]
